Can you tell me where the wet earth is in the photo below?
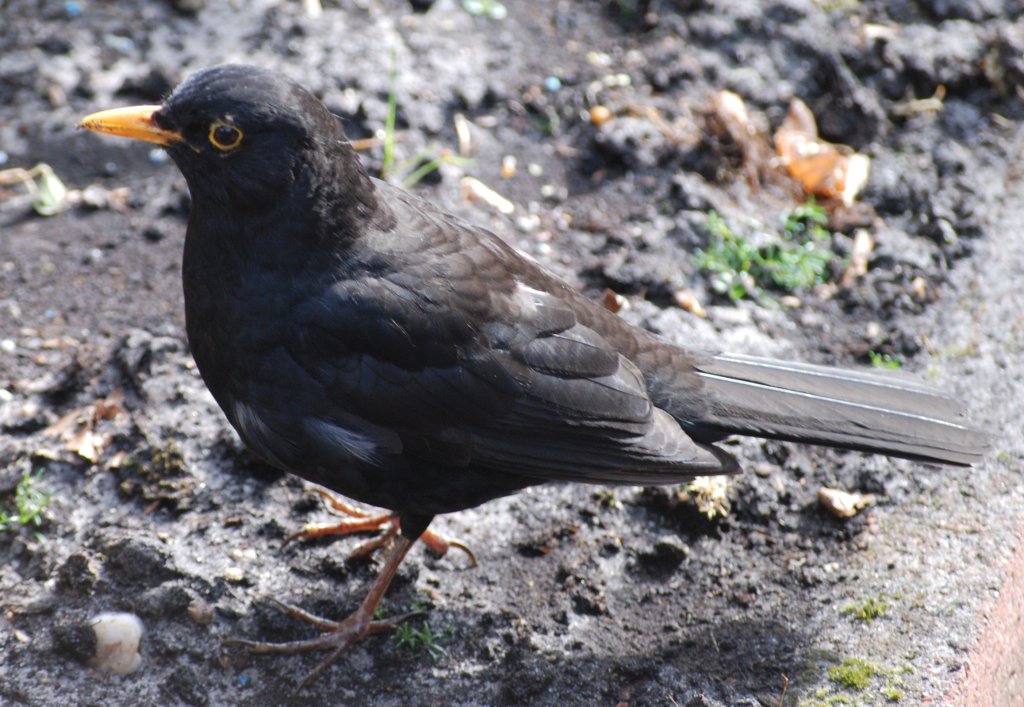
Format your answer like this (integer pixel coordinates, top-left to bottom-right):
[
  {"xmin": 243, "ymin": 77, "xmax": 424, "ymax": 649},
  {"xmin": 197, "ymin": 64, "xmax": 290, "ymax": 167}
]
[{"xmin": 2, "ymin": 1, "xmax": 1023, "ymax": 705}]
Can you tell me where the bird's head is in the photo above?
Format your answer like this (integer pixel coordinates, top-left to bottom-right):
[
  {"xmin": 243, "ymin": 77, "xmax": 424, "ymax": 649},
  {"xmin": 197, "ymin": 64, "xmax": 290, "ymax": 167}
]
[{"xmin": 79, "ymin": 64, "xmax": 370, "ymax": 217}]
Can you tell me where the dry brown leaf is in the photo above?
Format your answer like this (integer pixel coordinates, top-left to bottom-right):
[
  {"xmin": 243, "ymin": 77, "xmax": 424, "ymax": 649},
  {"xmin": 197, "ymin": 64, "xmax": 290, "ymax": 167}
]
[
  {"xmin": 66, "ymin": 428, "xmax": 108, "ymax": 463},
  {"xmin": 43, "ymin": 407, "xmax": 87, "ymax": 438},
  {"xmin": 774, "ymin": 99, "xmax": 871, "ymax": 206},
  {"xmin": 601, "ymin": 289, "xmax": 628, "ymax": 313},
  {"xmin": 704, "ymin": 91, "xmax": 772, "ymax": 187},
  {"xmin": 94, "ymin": 390, "xmax": 124, "ymax": 421},
  {"xmin": 712, "ymin": 90, "xmax": 756, "ymax": 138},
  {"xmin": 31, "ymin": 447, "xmax": 62, "ymax": 461},
  {"xmin": 42, "ymin": 391, "xmax": 125, "ymax": 463}
]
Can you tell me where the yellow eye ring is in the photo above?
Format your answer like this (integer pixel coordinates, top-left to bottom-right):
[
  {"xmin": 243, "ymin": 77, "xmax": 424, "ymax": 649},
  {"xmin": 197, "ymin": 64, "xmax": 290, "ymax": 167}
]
[{"xmin": 208, "ymin": 121, "xmax": 243, "ymax": 151}]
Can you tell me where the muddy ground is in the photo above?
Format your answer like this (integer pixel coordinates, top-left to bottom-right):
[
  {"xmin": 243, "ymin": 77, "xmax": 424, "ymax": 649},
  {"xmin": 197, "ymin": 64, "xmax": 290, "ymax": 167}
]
[{"xmin": 2, "ymin": 1, "xmax": 1023, "ymax": 705}]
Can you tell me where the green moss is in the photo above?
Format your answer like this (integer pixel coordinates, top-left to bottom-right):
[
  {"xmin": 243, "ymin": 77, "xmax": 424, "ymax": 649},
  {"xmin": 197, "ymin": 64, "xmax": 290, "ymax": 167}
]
[
  {"xmin": 829, "ymin": 657, "xmax": 880, "ymax": 690},
  {"xmin": 801, "ymin": 656, "xmax": 913, "ymax": 705},
  {"xmin": 884, "ymin": 686, "xmax": 904, "ymax": 701},
  {"xmin": 841, "ymin": 596, "xmax": 889, "ymax": 622}
]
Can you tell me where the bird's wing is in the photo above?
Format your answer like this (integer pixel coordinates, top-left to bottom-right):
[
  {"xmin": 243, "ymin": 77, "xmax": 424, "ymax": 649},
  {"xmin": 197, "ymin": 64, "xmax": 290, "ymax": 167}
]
[{"xmin": 285, "ymin": 224, "xmax": 734, "ymax": 484}]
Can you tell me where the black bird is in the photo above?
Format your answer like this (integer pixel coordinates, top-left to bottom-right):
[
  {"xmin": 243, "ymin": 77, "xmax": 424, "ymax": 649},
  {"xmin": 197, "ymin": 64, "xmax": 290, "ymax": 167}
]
[{"xmin": 79, "ymin": 64, "xmax": 987, "ymax": 686}]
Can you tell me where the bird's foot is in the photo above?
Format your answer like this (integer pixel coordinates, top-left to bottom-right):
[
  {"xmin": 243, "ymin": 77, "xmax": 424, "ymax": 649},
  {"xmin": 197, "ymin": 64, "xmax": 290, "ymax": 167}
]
[
  {"xmin": 284, "ymin": 488, "xmax": 477, "ymax": 566},
  {"xmin": 224, "ymin": 532, "xmax": 423, "ymax": 690},
  {"xmin": 223, "ymin": 598, "xmax": 424, "ymax": 691}
]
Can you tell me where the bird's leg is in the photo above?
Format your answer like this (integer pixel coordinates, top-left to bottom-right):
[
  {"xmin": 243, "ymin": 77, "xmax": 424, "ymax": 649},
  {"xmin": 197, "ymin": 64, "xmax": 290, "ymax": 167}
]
[
  {"xmin": 285, "ymin": 488, "xmax": 477, "ymax": 566},
  {"xmin": 223, "ymin": 531, "xmax": 425, "ymax": 691}
]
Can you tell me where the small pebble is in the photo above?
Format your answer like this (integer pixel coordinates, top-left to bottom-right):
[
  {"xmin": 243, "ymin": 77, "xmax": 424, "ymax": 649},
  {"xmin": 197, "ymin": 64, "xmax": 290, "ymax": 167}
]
[
  {"xmin": 515, "ymin": 213, "xmax": 539, "ymax": 233},
  {"xmin": 543, "ymin": 76, "xmax": 562, "ymax": 92},
  {"xmin": 540, "ymin": 184, "xmax": 567, "ymax": 201},
  {"xmin": 223, "ymin": 566, "xmax": 245, "ymax": 582},
  {"xmin": 462, "ymin": 0, "xmax": 506, "ymax": 19},
  {"xmin": 589, "ymin": 105, "xmax": 612, "ymax": 126},
  {"xmin": 104, "ymin": 35, "xmax": 136, "ymax": 55},
  {"xmin": 911, "ymin": 276, "xmax": 927, "ymax": 299},
  {"xmin": 148, "ymin": 149, "xmax": 169, "ymax": 164},
  {"xmin": 90, "ymin": 612, "xmax": 144, "ymax": 675},
  {"xmin": 603, "ymin": 72, "xmax": 632, "ymax": 87},
  {"xmin": 819, "ymin": 487, "xmax": 874, "ymax": 519},
  {"xmin": 500, "ymin": 155, "xmax": 517, "ymax": 179}
]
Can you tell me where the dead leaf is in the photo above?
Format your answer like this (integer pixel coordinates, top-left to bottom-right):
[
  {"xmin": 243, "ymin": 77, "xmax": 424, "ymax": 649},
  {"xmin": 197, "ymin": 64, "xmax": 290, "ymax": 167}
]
[
  {"xmin": 774, "ymin": 99, "xmax": 871, "ymax": 206},
  {"xmin": 601, "ymin": 289, "xmax": 628, "ymax": 313},
  {"xmin": 66, "ymin": 428, "xmax": 107, "ymax": 463},
  {"xmin": 94, "ymin": 390, "xmax": 124, "ymax": 421},
  {"xmin": 42, "ymin": 391, "xmax": 125, "ymax": 463},
  {"xmin": 703, "ymin": 91, "xmax": 772, "ymax": 187},
  {"xmin": 713, "ymin": 90, "xmax": 756, "ymax": 138}
]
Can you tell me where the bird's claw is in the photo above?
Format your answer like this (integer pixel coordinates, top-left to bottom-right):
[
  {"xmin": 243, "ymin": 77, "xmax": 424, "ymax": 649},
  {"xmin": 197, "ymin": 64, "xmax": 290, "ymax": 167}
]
[
  {"xmin": 221, "ymin": 600, "xmax": 425, "ymax": 690},
  {"xmin": 285, "ymin": 488, "xmax": 478, "ymax": 567}
]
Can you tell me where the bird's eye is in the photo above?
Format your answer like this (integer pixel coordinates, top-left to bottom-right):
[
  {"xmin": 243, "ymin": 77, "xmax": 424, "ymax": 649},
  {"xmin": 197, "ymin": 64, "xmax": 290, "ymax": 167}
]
[{"xmin": 208, "ymin": 122, "xmax": 243, "ymax": 151}]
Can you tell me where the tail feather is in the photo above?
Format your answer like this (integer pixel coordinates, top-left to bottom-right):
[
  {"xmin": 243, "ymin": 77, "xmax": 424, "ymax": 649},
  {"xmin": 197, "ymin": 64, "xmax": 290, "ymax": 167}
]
[{"xmin": 693, "ymin": 353, "xmax": 988, "ymax": 466}]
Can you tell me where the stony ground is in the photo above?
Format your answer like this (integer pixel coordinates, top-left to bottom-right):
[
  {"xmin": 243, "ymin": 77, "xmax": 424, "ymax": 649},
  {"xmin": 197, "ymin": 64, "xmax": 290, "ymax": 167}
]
[{"xmin": 2, "ymin": 1, "xmax": 1023, "ymax": 705}]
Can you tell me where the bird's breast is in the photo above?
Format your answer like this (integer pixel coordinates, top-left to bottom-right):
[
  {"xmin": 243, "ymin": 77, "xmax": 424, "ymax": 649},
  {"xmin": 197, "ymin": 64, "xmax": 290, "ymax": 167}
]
[{"xmin": 182, "ymin": 231, "xmax": 324, "ymax": 409}]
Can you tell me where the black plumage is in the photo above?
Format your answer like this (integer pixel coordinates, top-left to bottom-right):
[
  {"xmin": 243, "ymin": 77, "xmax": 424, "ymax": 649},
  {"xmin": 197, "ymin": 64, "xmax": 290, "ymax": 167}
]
[{"xmin": 79, "ymin": 64, "xmax": 987, "ymax": 686}]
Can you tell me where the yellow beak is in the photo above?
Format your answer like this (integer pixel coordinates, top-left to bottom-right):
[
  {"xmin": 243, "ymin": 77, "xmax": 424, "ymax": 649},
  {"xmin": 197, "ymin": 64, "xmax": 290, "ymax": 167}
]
[{"xmin": 77, "ymin": 105, "xmax": 183, "ymax": 146}]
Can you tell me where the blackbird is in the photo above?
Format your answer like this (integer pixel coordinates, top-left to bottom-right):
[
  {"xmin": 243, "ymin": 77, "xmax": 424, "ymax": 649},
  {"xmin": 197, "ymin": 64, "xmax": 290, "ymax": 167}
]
[{"xmin": 79, "ymin": 64, "xmax": 987, "ymax": 686}]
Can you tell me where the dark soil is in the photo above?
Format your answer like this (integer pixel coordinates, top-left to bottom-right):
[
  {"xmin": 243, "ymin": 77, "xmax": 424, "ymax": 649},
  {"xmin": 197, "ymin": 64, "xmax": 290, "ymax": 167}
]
[{"xmin": 2, "ymin": 1, "xmax": 1022, "ymax": 705}]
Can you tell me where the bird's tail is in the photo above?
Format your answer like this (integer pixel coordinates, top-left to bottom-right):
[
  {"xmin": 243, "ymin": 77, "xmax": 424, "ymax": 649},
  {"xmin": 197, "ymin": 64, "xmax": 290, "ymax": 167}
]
[{"xmin": 686, "ymin": 352, "xmax": 988, "ymax": 466}]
